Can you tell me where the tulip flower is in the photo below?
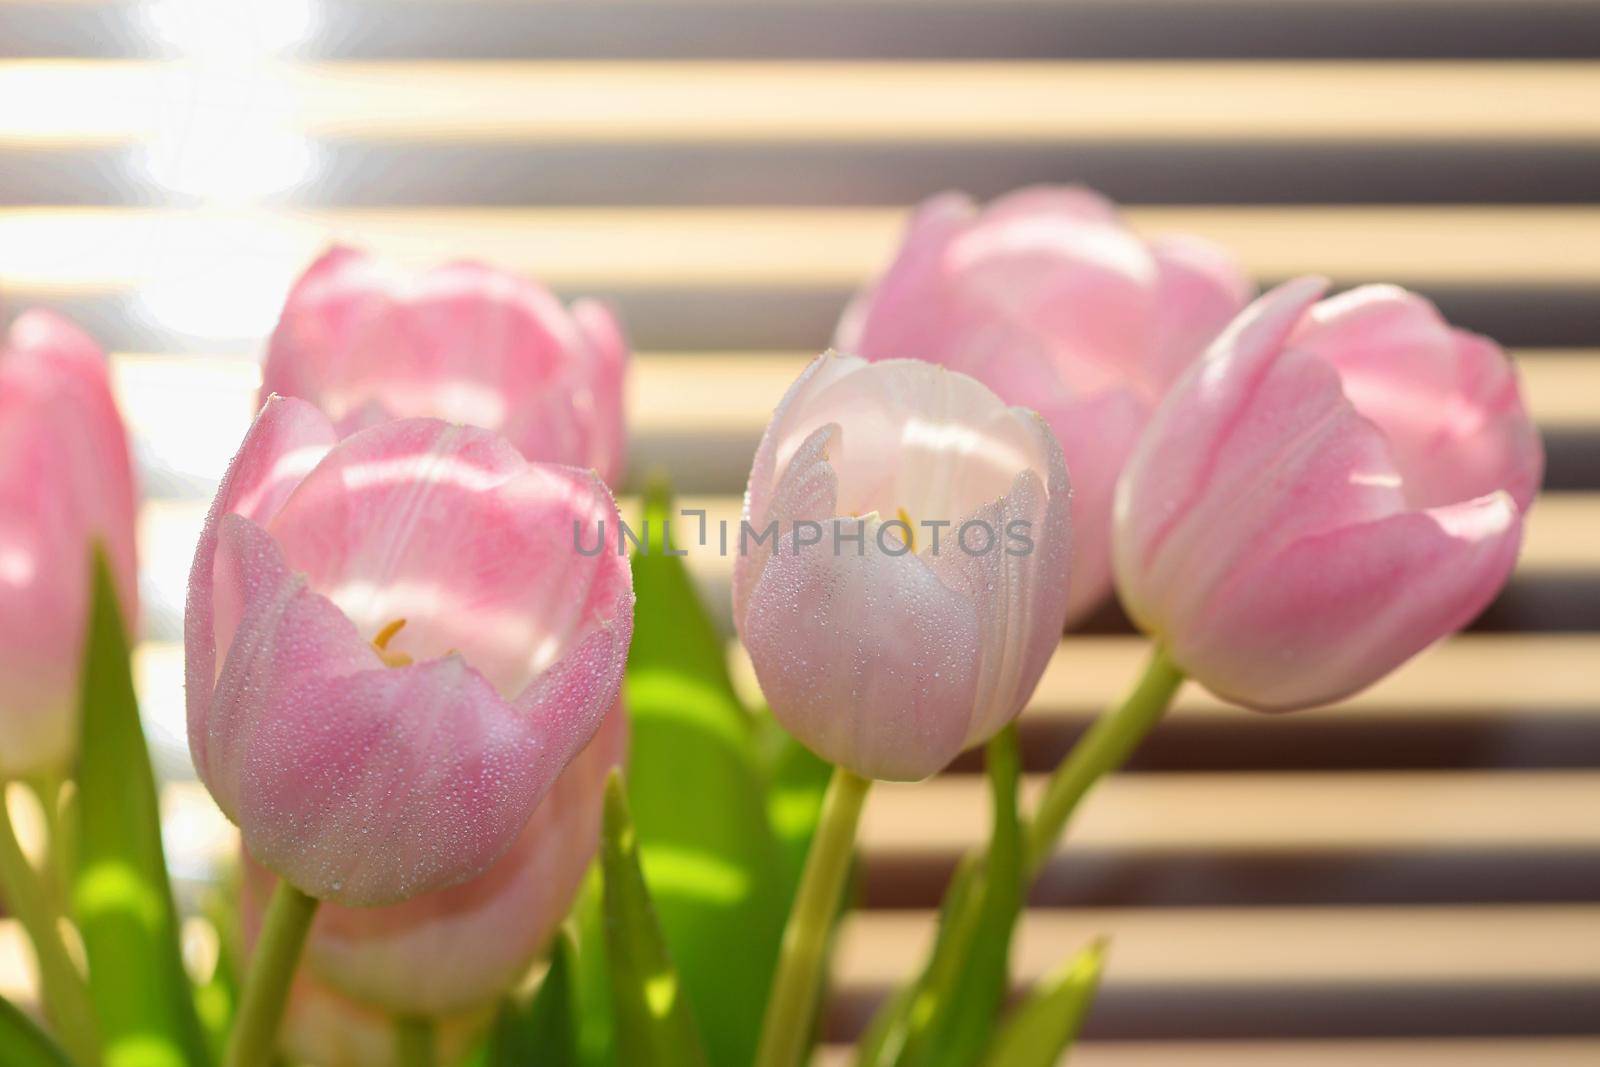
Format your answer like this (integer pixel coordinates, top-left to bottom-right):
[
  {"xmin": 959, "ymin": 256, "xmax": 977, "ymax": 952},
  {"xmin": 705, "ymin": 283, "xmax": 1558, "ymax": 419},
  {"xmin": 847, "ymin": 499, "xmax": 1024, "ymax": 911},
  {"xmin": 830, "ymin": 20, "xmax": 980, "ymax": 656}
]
[
  {"xmin": 838, "ymin": 185, "xmax": 1251, "ymax": 624},
  {"xmin": 739, "ymin": 353, "xmax": 1071, "ymax": 1067},
  {"xmin": 733, "ymin": 352, "xmax": 1072, "ymax": 783},
  {"xmin": 191, "ymin": 398, "xmax": 632, "ymax": 1067},
  {"xmin": 0, "ymin": 311, "xmax": 138, "ymax": 779},
  {"xmin": 188, "ymin": 397, "xmax": 633, "ymax": 907},
  {"xmin": 261, "ymin": 247, "xmax": 629, "ymax": 484},
  {"xmin": 1114, "ymin": 277, "xmax": 1543, "ymax": 711},
  {"xmin": 0, "ymin": 309, "xmax": 134, "ymax": 1064},
  {"xmin": 241, "ymin": 701, "xmax": 625, "ymax": 1016}
]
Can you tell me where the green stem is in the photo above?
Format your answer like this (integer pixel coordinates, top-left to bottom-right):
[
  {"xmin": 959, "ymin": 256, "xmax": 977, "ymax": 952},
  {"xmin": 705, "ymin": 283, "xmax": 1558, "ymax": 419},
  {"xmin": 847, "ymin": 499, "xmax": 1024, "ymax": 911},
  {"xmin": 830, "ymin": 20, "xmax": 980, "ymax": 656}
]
[
  {"xmin": 224, "ymin": 878, "xmax": 319, "ymax": 1067},
  {"xmin": 1025, "ymin": 646, "xmax": 1185, "ymax": 873},
  {"xmin": 0, "ymin": 784, "xmax": 99, "ymax": 1066},
  {"xmin": 756, "ymin": 766, "xmax": 872, "ymax": 1067},
  {"xmin": 395, "ymin": 1014, "xmax": 437, "ymax": 1067}
]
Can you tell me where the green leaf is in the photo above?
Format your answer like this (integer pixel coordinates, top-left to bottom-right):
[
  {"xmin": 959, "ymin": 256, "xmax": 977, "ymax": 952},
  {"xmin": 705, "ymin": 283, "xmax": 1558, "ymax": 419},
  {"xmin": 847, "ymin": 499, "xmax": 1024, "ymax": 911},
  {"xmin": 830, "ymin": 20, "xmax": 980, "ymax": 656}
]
[
  {"xmin": 572, "ymin": 868, "xmax": 616, "ymax": 1067},
  {"xmin": 852, "ymin": 854, "xmax": 980, "ymax": 1067},
  {"xmin": 623, "ymin": 479, "xmax": 789, "ymax": 1067},
  {"xmin": 0, "ymin": 992, "xmax": 75, "ymax": 1067},
  {"xmin": 980, "ymin": 939, "xmax": 1107, "ymax": 1067},
  {"xmin": 759, "ymin": 724, "xmax": 833, "ymax": 912},
  {"xmin": 72, "ymin": 549, "xmax": 212, "ymax": 1067},
  {"xmin": 483, "ymin": 929, "xmax": 581, "ymax": 1067},
  {"xmin": 600, "ymin": 772, "xmax": 709, "ymax": 1067},
  {"xmin": 865, "ymin": 726, "xmax": 1025, "ymax": 1067}
]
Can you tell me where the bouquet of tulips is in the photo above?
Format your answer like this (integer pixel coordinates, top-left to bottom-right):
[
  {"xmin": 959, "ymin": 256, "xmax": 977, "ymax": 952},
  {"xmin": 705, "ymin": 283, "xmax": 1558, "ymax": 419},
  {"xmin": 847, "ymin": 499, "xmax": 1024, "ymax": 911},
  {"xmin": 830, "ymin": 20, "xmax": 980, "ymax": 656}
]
[{"xmin": 0, "ymin": 187, "xmax": 1541, "ymax": 1067}]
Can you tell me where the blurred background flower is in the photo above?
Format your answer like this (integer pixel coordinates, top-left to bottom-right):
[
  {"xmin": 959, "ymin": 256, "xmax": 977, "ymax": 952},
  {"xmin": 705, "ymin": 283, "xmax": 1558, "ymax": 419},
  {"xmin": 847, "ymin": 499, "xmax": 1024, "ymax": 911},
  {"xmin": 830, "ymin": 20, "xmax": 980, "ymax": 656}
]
[{"xmin": 0, "ymin": 310, "xmax": 138, "ymax": 779}]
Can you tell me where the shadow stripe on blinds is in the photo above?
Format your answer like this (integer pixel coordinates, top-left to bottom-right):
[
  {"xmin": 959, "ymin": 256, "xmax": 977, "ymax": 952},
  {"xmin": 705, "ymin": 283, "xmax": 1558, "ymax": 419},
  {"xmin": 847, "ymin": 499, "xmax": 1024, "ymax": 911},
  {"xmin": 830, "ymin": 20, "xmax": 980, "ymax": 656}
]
[{"xmin": 4, "ymin": 1, "xmax": 1600, "ymax": 61}]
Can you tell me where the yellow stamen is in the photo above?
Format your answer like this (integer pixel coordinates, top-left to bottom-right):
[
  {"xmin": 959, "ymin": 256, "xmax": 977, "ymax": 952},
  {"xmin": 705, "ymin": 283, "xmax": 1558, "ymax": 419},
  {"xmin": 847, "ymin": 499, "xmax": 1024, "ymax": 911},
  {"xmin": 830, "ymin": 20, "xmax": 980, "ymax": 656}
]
[
  {"xmin": 895, "ymin": 506, "xmax": 917, "ymax": 554},
  {"xmin": 371, "ymin": 618, "xmax": 413, "ymax": 668}
]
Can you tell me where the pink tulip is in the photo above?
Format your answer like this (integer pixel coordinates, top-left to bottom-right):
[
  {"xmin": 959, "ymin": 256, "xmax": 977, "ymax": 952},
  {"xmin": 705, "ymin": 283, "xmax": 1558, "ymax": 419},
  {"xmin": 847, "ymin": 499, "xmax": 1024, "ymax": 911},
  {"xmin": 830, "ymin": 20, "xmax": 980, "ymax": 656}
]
[
  {"xmin": 0, "ymin": 311, "xmax": 137, "ymax": 778},
  {"xmin": 838, "ymin": 186, "xmax": 1252, "ymax": 625},
  {"xmin": 262, "ymin": 247, "xmax": 629, "ymax": 485},
  {"xmin": 277, "ymin": 975, "xmax": 490, "ymax": 1067},
  {"xmin": 733, "ymin": 353, "xmax": 1072, "ymax": 781},
  {"xmin": 1114, "ymin": 277, "xmax": 1543, "ymax": 710},
  {"xmin": 241, "ymin": 701, "xmax": 625, "ymax": 1014},
  {"xmin": 186, "ymin": 397, "xmax": 633, "ymax": 906}
]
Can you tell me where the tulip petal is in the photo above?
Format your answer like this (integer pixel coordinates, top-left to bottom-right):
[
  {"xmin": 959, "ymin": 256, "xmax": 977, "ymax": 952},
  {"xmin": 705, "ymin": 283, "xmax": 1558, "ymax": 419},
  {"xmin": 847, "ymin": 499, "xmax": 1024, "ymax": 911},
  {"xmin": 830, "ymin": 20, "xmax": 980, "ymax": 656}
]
[
  {"xmin": 1180, "ymin": 492, "xmax": 1524, "ymax": 710},
  {"xmin": 982, "ymin": 184, "xmax": 1122, "ymax": 226},
  {"xmin": 735, "ymin": 352, "xmax": 876, "ymax": 632},
  {"xmin": 265, "ymin": 417, "xmax": 631, "ymax": 702},
  {"xmin": 264, "ymin": 246, "xmax": 628, "ymax": 478},
  {"xmin": 570, "ymin": 298, "xmax": 630, "ymax": 484},
  {"xmin": 1116, "ymin": 276, "xmax": 1333, "ymax": 611},
  {"xmin": 755, "ymin": 355, "xmax": 1055, "ymax": 534},
  {"xmin": 927, "ymin": 411, "xmax": 1073, "ymax": 746},
  {"xmin": 1120, "ymin": 349, "xmax": 1409, "ymax": 643},
  {"xmin": 944, "ymin": 200, "xmax": 1156, "ymax": 393},
  {"xmin": 185, "ymin": 395, "xmax": 338, "ymax": 773},
  {"xmin": 834, "ymin": 192, "xmax": 977, "ymax": 357},
  {"xmin": 1034, "ymin": 386, "xmax": 1146, "ymax": 625},
  {"xmin": 249, "ymin": 702, "xmax": 626, "ymax": 1014},
  {"xmin": 742, "ymin": 425, "xmax": 983, "ymax": 781},
  {"xmin": 1148, "ymin": 234, "xmax": 1257, "ymax": 388},
  {"xmin": 210, "ymin": 514, "xmax": 567, "ymax": 905},
  {"xmin": 1290, "ymin": 285, "xmax": 1544, "ymax": 510}
]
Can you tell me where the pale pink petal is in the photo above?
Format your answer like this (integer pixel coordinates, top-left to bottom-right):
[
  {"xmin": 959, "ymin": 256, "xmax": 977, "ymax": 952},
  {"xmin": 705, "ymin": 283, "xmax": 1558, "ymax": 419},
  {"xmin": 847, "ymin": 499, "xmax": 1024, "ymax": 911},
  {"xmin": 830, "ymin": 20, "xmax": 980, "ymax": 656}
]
[
  {"xmin": 1290, "ymin": 285, "xmax": 1544, "ymax": 509},
  {"xmin": 185, "ymin": 395, "xmax": 338, "ymax": 774},
  {"xmin": 928, "ymin": 411, "xmax": 1072, "ymax": 746},
  {"xmin": 734, "ymin": 351, "xmax": 874, "ymax": 632},
  {"xmin": 742, "ymin": 427, "xmax": 983, "ymax": 781},
  {"xmin": 570, "ymin": 298, "xmax": 630, "ymax": 485},
  {"xmin": 1179, "ymin": 492, "xmax": 1523, "ymax": 709},
  {"xmin": 211, "ymin": 515, "xmax": 570, "ymax": 905},
  {"xmin": 1034, "ymin": 386, "xmax": 1147, "ymax": 625},
  {"xmin": 263, "ymin": 247, "xmax": 628, "ymax": 477},
  {"xmin": 1147, "ymin": 234, "xmax": 1256, "ymax": 388},
  {"xmin": 942, "ymin": 202, "xmax": 1156, "ymax": 394},
  {"xmin": 1118, "ymin": 345, "xmax": 1405, "ymax": 644},
  {"xmin": 981, "ymin": 184, "xmax": 1121, "ymax": 226},
  {"xmin": 835, "ymin": 192, "xmax": 976, "ymax": 357},
  {"xmin": 1115, "ymin": 275, "xmax": 1332, "ymax": 611},
  {"xmin": 247, "ymin": 702, "xmax": 626, "ymax": 1013},
  {"xmin": 265, "ymin": 418, "xmax": 630, "ymax": 701},
  {"xmin": 749, "ymin": 355, "xmax": 1054, "ymax": 535},
  {"xmin": 261, "ymin": 246, "xmax": 398, "ymax": 404}
]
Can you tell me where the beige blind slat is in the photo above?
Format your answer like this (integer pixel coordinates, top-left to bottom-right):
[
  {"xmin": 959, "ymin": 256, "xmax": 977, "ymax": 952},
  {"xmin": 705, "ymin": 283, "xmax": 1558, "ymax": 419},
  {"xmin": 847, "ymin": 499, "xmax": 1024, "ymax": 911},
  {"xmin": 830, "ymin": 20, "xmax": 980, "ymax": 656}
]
[
  {"xmin": 7, "ymin": 206, "xmax": 1600, "ymax": 293},
  {"xmin": 5, "ymin": 61, "xmax": 1600, "ymax": 146}
]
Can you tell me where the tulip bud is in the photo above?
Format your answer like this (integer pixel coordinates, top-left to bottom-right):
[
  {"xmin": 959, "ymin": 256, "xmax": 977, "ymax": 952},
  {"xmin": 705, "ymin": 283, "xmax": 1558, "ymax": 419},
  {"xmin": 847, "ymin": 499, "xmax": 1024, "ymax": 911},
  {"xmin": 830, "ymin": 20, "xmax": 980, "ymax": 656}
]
[
  {"xmin": 1114, "ymin": 277, "xmax": 1543, "ymax": 710},
  {"xmin": 0, "ymin": 311, "xmax": 138, "ymax": 778},
  {"xmin": 186, "ymin": 397, "xmax": 633, "ymax": 906},
  {"xmin": 838, "ymin": 186, "xmax": 1251, "ymax": 624},
  {"xmin": 262, "ymin": 247, "xmax": 629, "ymax": 485},
  {"xmin": 241, "ymin": 702, "xmax": 625, "ymax": 1015},
  {"xmin": 732, "ymin": 352, "xmax": 1072, "ymax": 781}
]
